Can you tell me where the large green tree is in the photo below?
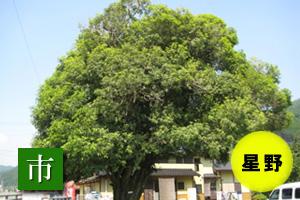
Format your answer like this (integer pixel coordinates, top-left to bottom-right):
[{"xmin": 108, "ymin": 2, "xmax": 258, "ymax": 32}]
[{"xmin": 32, "ymin": 1, "xmax": 292, "ymax": 199}]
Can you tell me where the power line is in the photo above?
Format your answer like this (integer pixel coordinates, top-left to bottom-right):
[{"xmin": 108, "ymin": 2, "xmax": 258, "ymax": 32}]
[{"xmin": 12, "ymin": 0, "xmax": 40, "ymax": 84}]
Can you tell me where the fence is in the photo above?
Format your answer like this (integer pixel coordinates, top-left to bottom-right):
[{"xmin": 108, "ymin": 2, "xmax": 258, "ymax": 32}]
[
  {"xmin": 0, "ymin": 193, "xmax": 22, "ymax": 200},
  {"xmin": 0, "ymin": 194, "xmax": 72, "ymax": 200}
]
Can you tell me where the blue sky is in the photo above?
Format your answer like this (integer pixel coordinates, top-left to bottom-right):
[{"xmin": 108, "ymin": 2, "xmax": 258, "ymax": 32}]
[{"xmin": 0, "ymin": 0, "xmax": 299, "ymax": 166}]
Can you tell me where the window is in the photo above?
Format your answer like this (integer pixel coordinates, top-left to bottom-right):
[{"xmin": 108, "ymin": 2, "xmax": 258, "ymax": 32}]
[
  {"xmin": 184, "ymin": 157, "xmax": 194, "ymax": 163},
  {"xmin": 194, "ymin": 164, "xmax": 199, "ymax": 171},
  {"xmin": 282, "ymin": 188, "xmax": 293, "ymax": 199},
  {"xmin": 177, "ymin": 182, "xmax": 185, "ymax": 190},
  {"xmin": 295, "ymin": 188, "xmax": 300, "ymax": 199},
  {"xmin": 270, "ymin": 189, "xmax": 279, "ymax": 200},
  {"xmin": 156, "ymin": 158, "xmax": 169, "ymax": 163},
  {"xmin": 194, "ymin": 158, "xmax": 201, "ymax": 164},
  {"xmin": 194, "ymin": 158, "xmax": 200, "ymax": 171},
  {"xmin": 210, "ymin": 180, "xmax": 216, "ymax": 191},
  {"xmin": 196, "ymin": 184, "xmax": 202, "ymax": 194},
  {"xmin": 176, "ymin": 157, "xmax": 194, "ymax": 163}
]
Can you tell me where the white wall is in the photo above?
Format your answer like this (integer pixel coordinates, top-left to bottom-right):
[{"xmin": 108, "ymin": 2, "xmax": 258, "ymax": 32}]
[{"xmin": 22, "ymin": 192, "xmax": 50, "ymax": 200}]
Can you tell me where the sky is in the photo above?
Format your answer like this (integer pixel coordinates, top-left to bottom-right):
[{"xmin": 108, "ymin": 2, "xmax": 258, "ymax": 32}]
[{"xmin": 0, "ymin": 0, "xmax": 299, "ymax": 166}]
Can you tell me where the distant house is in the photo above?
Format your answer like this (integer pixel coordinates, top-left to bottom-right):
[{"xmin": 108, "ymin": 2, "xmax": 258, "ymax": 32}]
[
  {"xmin": 213, "ymin": 162, "xmax": 251, "ymax": 200},
  {"xmin": 78, "ymin": 157, "xmax": 251, "ymax": 200}
]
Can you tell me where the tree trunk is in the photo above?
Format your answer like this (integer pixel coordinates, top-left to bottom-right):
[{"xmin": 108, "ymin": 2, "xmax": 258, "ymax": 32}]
[
  {"xmin": 112, "ymin": 181, "xmax": 130, "ymax": 200},
  {"xmin": 111, "ymin": 157, "xmax": 154, "ymax": 200},
  {"xmin": 111, "ymin": 173, "xmax": 130, "ymax": 200},
  {"xmin": 111, "ymin": 169, "xmax": 152, "ymax": 200}
]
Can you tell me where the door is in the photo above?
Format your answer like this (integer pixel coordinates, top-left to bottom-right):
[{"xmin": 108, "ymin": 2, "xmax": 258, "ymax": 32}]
[
  {"xmin": 204, "ymin": 180, "xmax": 211, "ymax": 197},
  {"xmin": 159, "ymin": 178, "xmax": 176, "ymax": 200}
]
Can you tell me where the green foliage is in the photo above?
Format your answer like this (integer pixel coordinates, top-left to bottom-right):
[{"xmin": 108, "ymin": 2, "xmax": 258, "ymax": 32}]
[
  {"xmin": 0, "ymin": 165, "xmax": 13, "ymax": 173},
  {"xmin": 252, "ymin": 193, "xmax": 268, "ymax": 200},
  {"xmin": 283, "ymin": 99, "xmax": 300, "ymax": 136},
  {"xmin": 32, "ymin": 0, "xmax": 291, "ymax": 199}
]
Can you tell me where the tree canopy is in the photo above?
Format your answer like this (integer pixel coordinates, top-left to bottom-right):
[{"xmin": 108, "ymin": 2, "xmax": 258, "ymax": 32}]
[
  {"xmin": 32, "ymin": 1, "xmax": 292, "ymax": 199},
  {"xmin": 283, "ymin": 99, "xmax": 300, "ymax": 136}
]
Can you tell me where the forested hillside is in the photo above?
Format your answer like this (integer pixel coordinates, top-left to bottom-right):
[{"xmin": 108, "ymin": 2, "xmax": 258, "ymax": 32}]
[
  {"xmin": 283, "ymin": 99, "xmax": 300, "ymax": 136},
  {"xmin": 0, "ymin": 166, "xmax": 17, "ymax": 187}
]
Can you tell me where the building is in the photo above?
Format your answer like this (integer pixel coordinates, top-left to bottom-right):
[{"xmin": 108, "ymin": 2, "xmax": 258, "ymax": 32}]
[
  {"xmin": 78, "ymin": 158, "xmax": 251, "ymax": 200},
  {"xmin": 213, "ymin": 163, "xmax": 251, "ymax": 200}
]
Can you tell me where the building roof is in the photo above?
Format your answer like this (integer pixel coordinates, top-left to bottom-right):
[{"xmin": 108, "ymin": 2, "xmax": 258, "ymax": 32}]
[
  {"xmin": 203, "ymin": 173, "xmax": 219, "ymax": 178},
  {"xmin": 151, "ymin": 168, "xmax": 199, "ymax": 177},
  {"xmin": 78, "ymin": 171, "xmax": 108, "ymax": 184},
  {"xmin": 78, "ymin": 175, "xmax": 101, "ymax": 184},
  {"xmin": 213, "ymin": 162, "xmax": 232, "ymax": 171}
]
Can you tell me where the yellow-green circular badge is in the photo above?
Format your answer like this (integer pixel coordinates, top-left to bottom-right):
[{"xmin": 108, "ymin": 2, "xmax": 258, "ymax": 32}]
[{"xmin": 231, "ymin": 131, "xmax": 293, "ymax": 192}]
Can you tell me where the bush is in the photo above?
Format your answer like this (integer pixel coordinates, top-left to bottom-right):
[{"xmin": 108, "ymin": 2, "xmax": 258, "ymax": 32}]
[{"xmin": 252, "ymin": 193, "xmax": 268, "ymax": 200}]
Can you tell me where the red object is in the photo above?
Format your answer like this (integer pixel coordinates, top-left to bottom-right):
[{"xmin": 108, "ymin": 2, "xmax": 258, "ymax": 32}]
[{"xmin": 65, "ymin": 181, "xmax": 76, "ymax": 200}]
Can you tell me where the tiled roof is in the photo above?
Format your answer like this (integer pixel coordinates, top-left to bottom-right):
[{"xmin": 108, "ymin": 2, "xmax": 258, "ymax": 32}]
[
  {"xmin": 203, "ymin": 173, "xmax": 219, "ymax": 178},
  {"xmin": 213, "ymin": 162, "xmax": 232, "ymax": 171},
  {"xmin": 78, "ymin": 175, "xmax": 101, "ymax": 184},
  {"xmin": 78, "ymin": 171, "xmax": 108, "ymax": 184}
]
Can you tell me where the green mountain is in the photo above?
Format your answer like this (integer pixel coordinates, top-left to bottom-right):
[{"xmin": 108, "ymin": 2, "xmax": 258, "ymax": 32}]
[
  {"xmin": 0, "ymin": 166, "xmax": 17, "ymax": 187},
  {"xmin": 283, "ymin": 99, "xmax": 300, "ymax": 136},
  {"xmin": 0, "ymin": 165, "xmax": 13, "ymax": 173}
]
